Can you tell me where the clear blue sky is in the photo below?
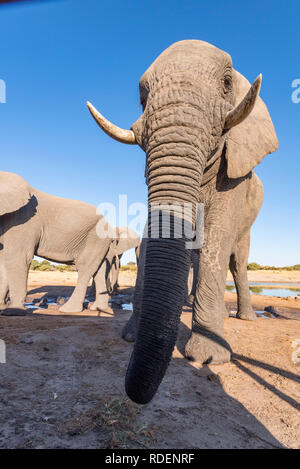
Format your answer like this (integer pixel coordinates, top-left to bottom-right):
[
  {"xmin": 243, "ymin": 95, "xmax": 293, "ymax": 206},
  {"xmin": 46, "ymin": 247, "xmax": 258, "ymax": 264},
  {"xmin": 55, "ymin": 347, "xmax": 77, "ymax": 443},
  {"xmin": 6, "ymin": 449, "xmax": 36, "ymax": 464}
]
[{"xmin": 0, "ymin": 0, "xmax": 299, "ymax": 266}]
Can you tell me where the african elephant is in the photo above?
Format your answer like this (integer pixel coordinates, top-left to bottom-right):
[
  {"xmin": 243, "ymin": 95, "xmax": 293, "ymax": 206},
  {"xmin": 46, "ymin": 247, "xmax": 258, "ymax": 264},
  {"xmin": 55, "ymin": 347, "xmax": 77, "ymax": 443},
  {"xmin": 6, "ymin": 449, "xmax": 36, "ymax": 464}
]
[
  {"xmin": 87, "ymin": 40, "xmax": 278, "ymax": 404},
  {"xmin": 0, "ymin": 172, "xmax": 139, "ymax": 314}
]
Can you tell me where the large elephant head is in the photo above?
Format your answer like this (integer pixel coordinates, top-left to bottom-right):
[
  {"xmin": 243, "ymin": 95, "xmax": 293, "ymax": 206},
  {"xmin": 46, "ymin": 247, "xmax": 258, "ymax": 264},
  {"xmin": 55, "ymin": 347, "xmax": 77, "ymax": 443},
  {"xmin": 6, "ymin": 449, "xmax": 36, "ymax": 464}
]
[
  {"xmin": 87, "ymin": 40, "xmax": 278, "ymax": 404},
  {"xmin": 0, "ymin": 172, "xmax": 32, "ymax": 216}
]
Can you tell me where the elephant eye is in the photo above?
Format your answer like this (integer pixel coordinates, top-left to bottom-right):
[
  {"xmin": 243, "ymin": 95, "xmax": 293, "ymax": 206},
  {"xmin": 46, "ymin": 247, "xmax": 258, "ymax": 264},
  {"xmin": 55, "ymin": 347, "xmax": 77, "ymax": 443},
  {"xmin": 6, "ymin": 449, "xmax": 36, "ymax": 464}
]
[{"xmin": 223, "ymin": 74, "xmax": 232, "ymax": 93}]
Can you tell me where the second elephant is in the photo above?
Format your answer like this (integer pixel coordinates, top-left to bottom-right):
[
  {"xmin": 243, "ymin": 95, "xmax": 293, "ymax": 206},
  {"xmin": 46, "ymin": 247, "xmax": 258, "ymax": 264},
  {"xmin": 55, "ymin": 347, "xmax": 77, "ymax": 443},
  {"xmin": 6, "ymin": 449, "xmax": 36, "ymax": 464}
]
[{"xmin": 0, "ymin": 172, "xmax": 139, "ymax": 314}]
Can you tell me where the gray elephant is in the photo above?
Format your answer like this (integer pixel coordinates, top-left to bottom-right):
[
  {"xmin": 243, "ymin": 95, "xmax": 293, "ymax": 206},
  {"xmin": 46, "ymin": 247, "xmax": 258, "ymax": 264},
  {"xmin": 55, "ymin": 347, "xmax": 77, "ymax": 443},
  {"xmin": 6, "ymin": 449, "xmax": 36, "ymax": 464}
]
[
  {"xmin": 87, "ymin": 40, "xmax": 278, "ymax": 404},
  {"xmin": 0, "ymin": 172, "xmax": 139, "ymax": 314}
]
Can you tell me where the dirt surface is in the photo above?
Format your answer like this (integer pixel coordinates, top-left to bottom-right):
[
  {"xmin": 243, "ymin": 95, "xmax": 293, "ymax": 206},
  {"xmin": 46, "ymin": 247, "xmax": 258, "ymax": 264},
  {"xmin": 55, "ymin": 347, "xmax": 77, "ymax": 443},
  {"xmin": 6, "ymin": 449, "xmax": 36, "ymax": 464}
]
[
  {"xmin": 0, "ymin": 271, "xmax": 299, "ymax": 449},
  {"xmin": 28, "ymin": 268, "xmax": 300, "ymax": 287},
  {"xmin": 227, "ymin": 269, "xmax": 300, "ymax": 284}
]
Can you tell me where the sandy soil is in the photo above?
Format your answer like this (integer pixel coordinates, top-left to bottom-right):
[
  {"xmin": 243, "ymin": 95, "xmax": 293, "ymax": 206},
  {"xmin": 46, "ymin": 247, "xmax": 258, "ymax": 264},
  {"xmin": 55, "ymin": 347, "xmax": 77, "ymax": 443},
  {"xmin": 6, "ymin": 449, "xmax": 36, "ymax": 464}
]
[
  {"xmin": 28, "ymin": 268, "xmax": 300, "ymax": 287},
  {"xmin": 227, "ymin": 269, "xmax": 300, "ymax": 284},
  {"xmin": 0, "ymin": 271, "xmax": 299, "ymax": 449}
]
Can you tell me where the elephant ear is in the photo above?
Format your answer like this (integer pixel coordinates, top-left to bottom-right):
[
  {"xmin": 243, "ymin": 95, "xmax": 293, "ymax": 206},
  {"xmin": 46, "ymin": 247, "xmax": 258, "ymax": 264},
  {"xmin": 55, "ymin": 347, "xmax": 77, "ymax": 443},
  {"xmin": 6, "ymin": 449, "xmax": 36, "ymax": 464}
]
[
  {"xmin": 0, "ymin": 172, "xmax": 32, "ymax": 216},
  {"xmin": 115, "ymin": 226, "xmax": 140, "ymax": 255},
  {"xmin": 225, "ymin": 70, "xmax": 278, "ymax": 178}
]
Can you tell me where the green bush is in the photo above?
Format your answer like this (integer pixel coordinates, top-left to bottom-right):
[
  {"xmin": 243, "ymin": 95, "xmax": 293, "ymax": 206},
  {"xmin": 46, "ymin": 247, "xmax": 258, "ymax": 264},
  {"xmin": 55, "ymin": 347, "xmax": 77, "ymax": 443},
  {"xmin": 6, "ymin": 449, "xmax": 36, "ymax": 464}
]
[
  {"xmin": 247, "ymin": 262, "xmax": 261, "ymax": 271},
  {"xmin": 30, "ymin": 259, "xmax": 41, "ymax": 270},
  {"xmin": 120, "ymin": 264, "xmax": 137, "ymax": 272},
  {"xmin": 247, "ymin": 263, "xmax": 300, "ymax": 271},
  {"xmin": 30, "ymin": 259, "xmax": 74, "ymax": 272}
]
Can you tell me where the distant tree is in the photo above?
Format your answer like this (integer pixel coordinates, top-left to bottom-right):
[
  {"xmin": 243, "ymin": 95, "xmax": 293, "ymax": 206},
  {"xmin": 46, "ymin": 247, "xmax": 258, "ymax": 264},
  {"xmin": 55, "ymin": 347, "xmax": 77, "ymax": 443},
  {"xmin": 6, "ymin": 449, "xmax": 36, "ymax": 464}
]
[
  {"xmin": 30, "ymin": 259, "xmax": 40, "ymax": 270},
  {"xmin": 247, "ymin": 262, "xmax": 261, "ymax": 271},
  {"xmin": 56, "ymin": 264, "xmax": 75, "ymax": 272},
  {"xmin": 38, "ymin": 260, "xmax": 54, "ymax": 271}
]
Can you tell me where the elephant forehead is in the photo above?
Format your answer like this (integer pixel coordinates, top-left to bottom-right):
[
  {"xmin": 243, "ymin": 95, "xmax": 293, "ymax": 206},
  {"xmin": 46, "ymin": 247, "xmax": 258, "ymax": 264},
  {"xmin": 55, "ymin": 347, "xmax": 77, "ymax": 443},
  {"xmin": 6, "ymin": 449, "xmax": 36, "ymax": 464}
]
[{"xmin": 140, "ymin": 40, "xmax": 232, "ymax": 85}]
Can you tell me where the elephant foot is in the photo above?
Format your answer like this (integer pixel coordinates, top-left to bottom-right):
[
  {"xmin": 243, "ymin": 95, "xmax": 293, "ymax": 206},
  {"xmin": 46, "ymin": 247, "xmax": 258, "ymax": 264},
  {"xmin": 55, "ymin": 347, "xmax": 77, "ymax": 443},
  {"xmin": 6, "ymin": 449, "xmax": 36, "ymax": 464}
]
[
  {"xmin": 236, "ymin": 309, "xmax": 256, "ymax": 321},
  {"xmin": 185, "ymin": 329, "xmax": 232, "ymax": 365},
  {"xmin": 59, "ymin": 301, "xmax": 83, "ymax": 313},
  {"xmin": 88, "ymin": 301, "xmax": 111, "ymax": 312},
  {"xmin": 1, "ymin": 307, "xmax": 28, "ymax": 316},
  {"xmin": 122, "ymin": 313, "xmax": 138, "ymax": 342}
]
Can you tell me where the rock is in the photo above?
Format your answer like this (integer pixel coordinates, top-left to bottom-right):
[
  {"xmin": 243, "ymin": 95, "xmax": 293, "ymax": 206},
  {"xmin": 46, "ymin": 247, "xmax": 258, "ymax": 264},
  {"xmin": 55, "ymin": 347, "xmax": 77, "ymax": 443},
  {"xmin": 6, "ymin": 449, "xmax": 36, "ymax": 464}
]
[
  {"xmin": 263, "ymin": 312, "xmax": 273, "ymax": 318},
  {"xmin": 264, "ymin": 306, "xmax": 280, "ymax": 318},
  {"xmin": 264, "ymin": 305, "xmax": 276, "ymax": 313},
  {"xmin": 56, "ymin": 296, "xmax": 66, "ymax": 305}
]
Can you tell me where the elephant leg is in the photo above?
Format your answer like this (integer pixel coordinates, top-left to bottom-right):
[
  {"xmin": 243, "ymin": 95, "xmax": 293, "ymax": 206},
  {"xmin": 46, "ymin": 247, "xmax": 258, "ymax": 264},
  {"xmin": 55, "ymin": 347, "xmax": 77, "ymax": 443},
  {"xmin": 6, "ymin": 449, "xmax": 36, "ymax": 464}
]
[
  {"xmin": 114, "ymin": 254, "xmax": 121, "ymax": 292},
  {"xmin": 4, "ymin": 249, "xmax": 33, "ymax": 312},
  {"xmin": 108, "ymin": 255, "xmax": 120, "ymax": 294},
  {"xmin": 89, "ymin": 259, "xmax": 111, "ymax": 312},
  {"xmin": 122, "ymin": 236, "xmax": 146, "ymax": 342},
  {"xmin": 0, "ymin": 252, "xmax": 9, "ymax": 310},
  {"xmin": 60, "ymin": 236, "xmax": 111, "ymax": 313},
  {"xmin": 185, "ymin": 226, "xmax": 233, "ymax": 364},
  {"xmin": 230, "ymin": 233, "xmax": 256, "ymax": 321}
]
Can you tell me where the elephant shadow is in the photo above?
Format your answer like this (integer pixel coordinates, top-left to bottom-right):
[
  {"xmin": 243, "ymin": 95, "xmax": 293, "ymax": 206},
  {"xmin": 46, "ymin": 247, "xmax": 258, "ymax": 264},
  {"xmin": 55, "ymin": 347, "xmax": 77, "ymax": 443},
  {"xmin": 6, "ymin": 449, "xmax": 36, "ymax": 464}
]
[
  {"xmin": 26, "ymin": 284, "xmax": 135, "ymax": 303},
  {"xmin": 3, "ymin": 286, "xmax": 297, "ymax": 448},
  {"xmin": 1, "ymin": 302, "xmax": 296, "ymax": 448},
  {"xmin": 27, "ymin": 285, "xmax": 75, "ymax": 298},
  {"xmin": 163, "ymin": 316, "xmax": 299, "ymax": 448}
]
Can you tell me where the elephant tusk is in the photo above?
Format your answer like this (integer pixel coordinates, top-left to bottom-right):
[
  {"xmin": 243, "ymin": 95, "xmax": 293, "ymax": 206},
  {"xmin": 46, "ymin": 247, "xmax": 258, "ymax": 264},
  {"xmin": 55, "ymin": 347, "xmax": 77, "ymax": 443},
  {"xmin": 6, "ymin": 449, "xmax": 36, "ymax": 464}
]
[
  {"xmin": 86, "ymin": 101, "xmax": 137, "ymax": 145},
  {"xmin": 224, "ymin": 74, "xmax": 262, "ymax": 130}
]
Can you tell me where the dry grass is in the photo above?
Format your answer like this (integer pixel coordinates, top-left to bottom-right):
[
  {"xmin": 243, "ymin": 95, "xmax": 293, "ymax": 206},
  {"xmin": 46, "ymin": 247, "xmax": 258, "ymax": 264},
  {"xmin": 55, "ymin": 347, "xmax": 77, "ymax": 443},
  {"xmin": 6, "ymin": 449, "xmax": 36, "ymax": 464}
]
[{"xmin": 57, "ymin": 393, "xmax": 156, "ymax": 448}]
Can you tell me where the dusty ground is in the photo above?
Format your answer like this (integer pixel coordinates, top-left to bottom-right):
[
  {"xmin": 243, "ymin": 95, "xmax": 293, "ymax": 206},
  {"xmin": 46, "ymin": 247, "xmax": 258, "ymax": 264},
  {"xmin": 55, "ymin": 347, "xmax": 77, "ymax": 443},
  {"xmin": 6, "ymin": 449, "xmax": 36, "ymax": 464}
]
[
  {"xmin": 0, "ymin": 270, "xmax": 299, "ymax": 449},
  {"xmin": 27, "ymin": 268, "xmax": 300, "ymax": 287},
  {"xmin": 227, "ymin": 269, "xmax": 300, "ymax": 284}
]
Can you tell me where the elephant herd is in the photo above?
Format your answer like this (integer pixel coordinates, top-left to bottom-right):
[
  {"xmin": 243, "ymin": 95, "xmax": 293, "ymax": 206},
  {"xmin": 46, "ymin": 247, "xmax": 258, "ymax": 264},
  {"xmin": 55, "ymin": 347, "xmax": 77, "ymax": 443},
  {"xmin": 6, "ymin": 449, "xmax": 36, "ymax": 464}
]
[{"xmin": 1, "ymin": 40, "xmax": 278, "ymax": 405}]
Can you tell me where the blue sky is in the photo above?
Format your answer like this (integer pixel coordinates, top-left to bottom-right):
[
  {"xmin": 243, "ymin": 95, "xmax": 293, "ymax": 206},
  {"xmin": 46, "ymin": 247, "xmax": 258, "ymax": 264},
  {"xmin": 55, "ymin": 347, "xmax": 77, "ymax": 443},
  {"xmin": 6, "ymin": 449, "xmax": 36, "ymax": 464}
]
[{"xmin": 0, "ymin": 0, "xmax": 299, "ymax": 265}]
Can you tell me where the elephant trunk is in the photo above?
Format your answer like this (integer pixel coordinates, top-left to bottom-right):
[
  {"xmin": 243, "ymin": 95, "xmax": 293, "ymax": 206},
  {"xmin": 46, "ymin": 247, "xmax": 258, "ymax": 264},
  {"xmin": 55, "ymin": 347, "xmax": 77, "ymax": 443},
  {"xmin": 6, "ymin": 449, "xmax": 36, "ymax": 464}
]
[
  {"xmin": 125, "ymin": 235, "xmax": 191, "ymax": 404},
  {"xmin": 126, "ymin": 97, "xmax": 210, "ymax": 403}
]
